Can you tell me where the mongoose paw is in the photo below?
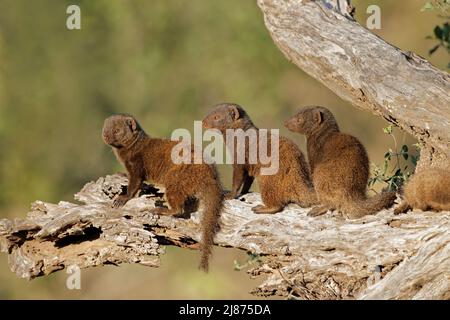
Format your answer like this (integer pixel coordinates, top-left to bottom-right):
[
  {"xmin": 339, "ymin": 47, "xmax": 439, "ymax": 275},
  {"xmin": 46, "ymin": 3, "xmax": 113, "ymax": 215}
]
[
  {"xmin": 150, "ymin": 207, "xmax": 180, "ymax": 216},
  {"xmin": 393, "ymin": 202, "xmax": 411, "ymax": 215},
  {"xmin": 252, "ymin": 205, "xmax": 282, "ymax": 214},
  {"xmin": 224, "ymin": 192, "xmax": 237, "ymax": 200},
  {"xmin": 112, "ymin": 195, "xmax": 129, "ymax": 208},
  {"xmin": 307, "ymin": 206, "xmax": 329, "ymax": 217}
]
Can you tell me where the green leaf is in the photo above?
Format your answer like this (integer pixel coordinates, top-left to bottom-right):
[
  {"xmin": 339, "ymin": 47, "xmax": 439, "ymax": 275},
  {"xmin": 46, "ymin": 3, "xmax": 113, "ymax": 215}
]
[
  {"xmin": 434, "ymin": 26, "xmax": 444, "ymax": 40},
  {"xmin": 401, "ymin": 145, "xmax": 409, "ymax": 153},
  {"xmin": 233, "ymin": 260, "xmax": 243, "ymax": 271},
  {"xmin": 442, "ymin": 22, "xmax": 450, "ymax": 41},
  {"xmin": 429, "ymin": 44, "xmax": 441, "ymax": 55},
  {"xmin": 388, "ymin": 179, "xmax": 394, "ymax": 191},
  {"xmin": 421, "ymin": 1, "xmax": 434, "ymax": 11},
  {"xmin": 401, "ymin": 145, "xmax": 409, "ymax": 160},
  {"xmin": 383, "ymin": 125, "xmax": 393, "ymax": 134},
  {"xmin": 383, "ymin": 160, "xmax": 389, "ymax": 173}
]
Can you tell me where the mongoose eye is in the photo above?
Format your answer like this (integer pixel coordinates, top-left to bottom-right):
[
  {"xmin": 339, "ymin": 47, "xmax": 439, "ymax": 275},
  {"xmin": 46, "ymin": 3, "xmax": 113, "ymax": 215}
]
[{"xmin": 214, "ymin": 115, "xmax": 220, "ymax": 120}]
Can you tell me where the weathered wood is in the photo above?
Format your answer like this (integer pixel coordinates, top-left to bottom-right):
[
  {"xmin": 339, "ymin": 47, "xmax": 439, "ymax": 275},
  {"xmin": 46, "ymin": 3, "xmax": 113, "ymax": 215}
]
[
  {"xmin": 1, "ymin": 1, "xmax": 449, "ymax": 299},
  {"xmin": 1, "ymin": 174, "xmax": 448, "ymax": 299},
  {"xmin": 257, "ymin": 0, "xmax": 450, "ymax": 170}
]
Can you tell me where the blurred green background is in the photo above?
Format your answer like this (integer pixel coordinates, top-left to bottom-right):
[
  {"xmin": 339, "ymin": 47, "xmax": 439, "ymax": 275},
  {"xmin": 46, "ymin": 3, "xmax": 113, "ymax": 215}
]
[{"xmin": 0, "ymin": 0, "xmax": 447, "ymax": 299}]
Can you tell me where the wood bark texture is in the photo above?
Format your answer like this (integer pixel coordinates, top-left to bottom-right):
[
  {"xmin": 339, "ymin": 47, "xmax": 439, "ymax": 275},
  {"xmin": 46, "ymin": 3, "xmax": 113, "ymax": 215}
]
[{"xmin": 1, "ymin": 174, "xmax": 449, "ymax": 299}]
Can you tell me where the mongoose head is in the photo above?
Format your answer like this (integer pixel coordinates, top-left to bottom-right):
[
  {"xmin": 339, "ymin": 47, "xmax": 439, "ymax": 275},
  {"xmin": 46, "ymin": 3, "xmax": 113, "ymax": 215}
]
[
  {"xmin": 202, "ymin": 103, "xmax": 251, "ymax": 132},
  {"xmin": 102, "ymin": 114, "xmax": 143, "ymax": 148},
  {"xmin": 284, "ymin": 106, "xmax": 338, "ymax": 136}
]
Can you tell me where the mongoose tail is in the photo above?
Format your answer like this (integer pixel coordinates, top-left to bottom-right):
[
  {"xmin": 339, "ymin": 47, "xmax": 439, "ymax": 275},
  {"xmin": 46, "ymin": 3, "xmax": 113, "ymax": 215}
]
[
  {"xmin": 344, "ymin": 191, "xmax": 397, "ymax": 218},
  {"xmin": 198, "ymin": 181, "xmax": 223, "ymax": 272}
]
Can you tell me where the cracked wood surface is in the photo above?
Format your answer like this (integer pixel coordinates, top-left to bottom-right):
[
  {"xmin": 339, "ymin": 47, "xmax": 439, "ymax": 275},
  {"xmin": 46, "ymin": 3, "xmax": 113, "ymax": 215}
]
[
  {"xmin": 257, "ymin": 0, "xmax": 450, "ymax": 170},
  {"xmin": 1, "ymin": 174, "xmax": 449, "ymax": 299}
]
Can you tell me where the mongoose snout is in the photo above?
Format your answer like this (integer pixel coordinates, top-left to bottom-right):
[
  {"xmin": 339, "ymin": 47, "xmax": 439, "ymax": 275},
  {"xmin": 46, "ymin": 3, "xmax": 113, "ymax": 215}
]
[
  {"xmin": 202, "ymin": 103, "xmax": 242, "ymax": 132},
  {"xmin": 284, "ymin": 106, "xmax": 332, "ymax": 136},
  {"xmin": 283, "ymin": 112, "xmax": 308, "ymax": 133}
]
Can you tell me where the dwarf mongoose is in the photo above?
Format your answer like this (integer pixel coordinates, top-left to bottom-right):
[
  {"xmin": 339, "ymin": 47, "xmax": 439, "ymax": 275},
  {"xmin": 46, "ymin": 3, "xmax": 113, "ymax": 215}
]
[
  {"xmin": 394, "ymin": 168, "xmax": 450, "ymax": 214},
  {"xmin": 202, "ymin": 103, "xmax": 316, "ymax": 214},
  {"xmin": 285, "ymin": 106, "xmax": 396, "ymax": 219},
  {"xmin": 102, "ymin": 114, "xmax": 223, "ymax": 271}
]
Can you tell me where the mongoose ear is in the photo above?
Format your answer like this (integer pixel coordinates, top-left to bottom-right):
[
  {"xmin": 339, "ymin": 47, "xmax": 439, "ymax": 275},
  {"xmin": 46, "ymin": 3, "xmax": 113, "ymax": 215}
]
[
  {"xmin": 126, "ymin": 117, "xmax": 138, "ymax": 132},
  {"xmin": 229, "ymin": 105, "xmax": 241, "ymax": 121},
  {"xmin": 314, "ymin": 110, "xmax": 323, "ymax": 124}
]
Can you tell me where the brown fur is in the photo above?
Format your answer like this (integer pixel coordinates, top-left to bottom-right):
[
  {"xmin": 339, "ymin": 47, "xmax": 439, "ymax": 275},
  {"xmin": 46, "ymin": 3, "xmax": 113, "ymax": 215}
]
[
  {"xmin": 285, "ymin": 106, "xmax": 396, "ymax": 219},
  {"xmin": 394, "ymin": 168, "xmax": 450, "ymax": 214},
  {"xmin": 202, "ymin": 103, "xmax": 316, "ymax": 214},
  {"xmin": 102, "ymin": 114, "xmax": 223, "ymax": 271}
]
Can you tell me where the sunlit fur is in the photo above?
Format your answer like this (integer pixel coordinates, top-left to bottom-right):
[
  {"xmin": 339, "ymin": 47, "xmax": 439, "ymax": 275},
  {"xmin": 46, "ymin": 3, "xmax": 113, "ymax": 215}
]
[
  {"xmin": 203, "ymin": 103, "xmax": 316, "ymax": 214},
  {"xmin": 285, "ymin": 106, "xmax": 396, "ymax": 219},
  {"xmin": 395, "ymin": 168, "xmax": 450, "ymax": 214},
  {"xmin": 103, "ymin": 114, "xmax": 223, "ymax": 272}
]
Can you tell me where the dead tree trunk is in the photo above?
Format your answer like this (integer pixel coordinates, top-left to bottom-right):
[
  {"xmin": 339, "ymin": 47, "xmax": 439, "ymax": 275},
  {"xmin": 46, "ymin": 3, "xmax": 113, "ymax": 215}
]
[
  {"xmin": 1, "ymin": 175, "xmax": 449, "ymax": 299},
  {"xmin": 257, "ymin": 0, "xmax": 450, "ymax": 170}
]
